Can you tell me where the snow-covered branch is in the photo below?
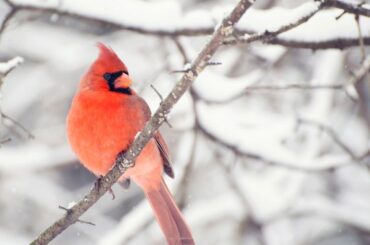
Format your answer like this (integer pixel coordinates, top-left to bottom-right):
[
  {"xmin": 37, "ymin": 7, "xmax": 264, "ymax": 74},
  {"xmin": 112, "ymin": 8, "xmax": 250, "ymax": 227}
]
[
  {"xmin": 3, "ymin": 0, "xmax": 370, "ymax": 50},
  {"xmin": 266, "ymin": 37, "xmax": 370, "ymax": 50},
  {"xmin": 29, "ymin": 1, "xmax": 254, "ymax": 244},
  {"xmin": 0, "ymin": 56, "xmax": 23, "ymax": 77},
  {"xmin": 323, "ymin": 0, "xmax": 370, "ymax": 18}
]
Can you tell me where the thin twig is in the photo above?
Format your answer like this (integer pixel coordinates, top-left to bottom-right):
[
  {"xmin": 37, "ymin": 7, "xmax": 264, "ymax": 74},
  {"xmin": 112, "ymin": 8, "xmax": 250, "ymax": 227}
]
[
  {"xmin": 355, "ymin": 15, "xmax": 366, "ymax": 62},
  {"xmin": 1, "ymin": 112, "xmax": 35, "ymax": 139},
  {"xmin": 171, "ymin": 62, "xmax": 222, "ymax": 73},
  {"xmin": 189, "ymin": 80, "xmax": 348, "ymax": 172},
  {"xmin": 58, "ymin": 206, "xmax": 96, "ymax": 226},
  {"xmin": 266, "ymin": 37, "xmax": 370, "ymax": 50},
  {"xmin": 323, "ymin": 0, "xmax": 370, "ymax": 18},
  {"xmin": 172, "ymin": 37, "xmax": 190, "ymax": 64},
  {"xmin": 298, "ymin": 118, "xmax": 357, "ymax": 159},
  {"xmin": 0, "ymin": 8, "xmax": 17, "ymax": 40},
  {"xmin": 30, "ymin": 1, "xmax": 254, "ymax": 244},
  {"xmin": 194, "ymin": 83, "xmax": 346, "ymax": 105},
  {"xmin": 245, "ymin": 84, "xmax": 344, "ymax": 91},
  {"xmin": 150, "ymin": 84, "xmax": 173, "ymax": 128},
  {"xmin": 347, "ymin": 56, "xmax": 370, "ymax": 86},
  {"xmin": 224, "ymin": 1, "xmax": 324, "ymax": 46}
]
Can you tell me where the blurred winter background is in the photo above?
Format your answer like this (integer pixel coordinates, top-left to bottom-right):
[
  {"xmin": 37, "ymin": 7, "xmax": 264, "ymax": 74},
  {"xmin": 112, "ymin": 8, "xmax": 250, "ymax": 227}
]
[{"xmin": 0, "ymin": 0, "xmax": 370, "ymax": 244}]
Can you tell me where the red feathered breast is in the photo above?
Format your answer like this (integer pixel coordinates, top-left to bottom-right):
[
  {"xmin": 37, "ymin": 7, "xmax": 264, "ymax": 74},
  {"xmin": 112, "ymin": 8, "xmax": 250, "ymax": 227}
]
[{"xmin": 66, "ymin": 90, "xmax": 152, "ymax": 176}]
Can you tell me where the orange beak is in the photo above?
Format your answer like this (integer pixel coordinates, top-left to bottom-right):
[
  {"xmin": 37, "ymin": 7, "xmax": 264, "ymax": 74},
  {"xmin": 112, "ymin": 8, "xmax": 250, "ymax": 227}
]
[{"xmin": 115, "ymin": 74, "xmax": 132, "ymax": 88}]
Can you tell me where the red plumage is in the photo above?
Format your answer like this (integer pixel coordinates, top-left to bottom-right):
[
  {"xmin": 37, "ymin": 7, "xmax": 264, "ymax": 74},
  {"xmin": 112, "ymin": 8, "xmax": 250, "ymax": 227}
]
[{"xmin": 67, "ymin": 43, "xmax": 194, "ymax": 245}]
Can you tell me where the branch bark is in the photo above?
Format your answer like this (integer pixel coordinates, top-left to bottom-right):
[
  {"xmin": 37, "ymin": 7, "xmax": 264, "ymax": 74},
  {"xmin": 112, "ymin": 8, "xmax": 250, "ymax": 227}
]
[
  {"xmin": 323, "ymin": 0, "xmax": 370, "ymax": 18},
  {"xmin": 266, "ymin": 37, "xmax": 370, "ymax": 50},
  {"xmin": 223, "ymin": 2, "xmax": 324, "ymax": 46},
  {"xmin": 5, "ymin": 0, "xmax": 370, "ymax": 51},
  {"xmin": 29, "ymin": 0, "xmax": 254, "ymax": 244}
]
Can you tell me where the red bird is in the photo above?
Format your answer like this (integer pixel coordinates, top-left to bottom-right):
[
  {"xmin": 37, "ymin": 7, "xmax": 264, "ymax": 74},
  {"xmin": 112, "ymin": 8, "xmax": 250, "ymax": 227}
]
[{"xmin": 67, "ymin": 43, "xmax": 194, "ymax": 245}]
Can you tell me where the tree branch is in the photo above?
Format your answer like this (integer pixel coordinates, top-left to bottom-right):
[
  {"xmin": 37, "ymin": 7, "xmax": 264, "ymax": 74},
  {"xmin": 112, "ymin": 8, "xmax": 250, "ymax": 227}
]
[
  {"xmin": 223, "ymin": 1, "xmax": 324, "ymax": 46},
  {"xmin": 29, "ymin": 1, "xmax": 254, "ymax": 244},
  {"xmin": 297, "ymin": 118, "xmax": 357, "ymax": 159},
  {"xmin": 5, "ymin": 0, "xmax": 370, "ymax": 51},
  {"xmin": 323, "ymin": 0, "xmax": 370, "ymax": 18},
  {"xmin": 266, "ymin": 37, "xmax": 370, "ymax": 50}
]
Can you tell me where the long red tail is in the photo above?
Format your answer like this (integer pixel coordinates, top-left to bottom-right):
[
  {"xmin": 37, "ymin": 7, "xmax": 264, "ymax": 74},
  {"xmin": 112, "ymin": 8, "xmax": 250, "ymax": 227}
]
[{"xmin": 144, "ymin": 178, "xmax": 194, "ymax": 245}]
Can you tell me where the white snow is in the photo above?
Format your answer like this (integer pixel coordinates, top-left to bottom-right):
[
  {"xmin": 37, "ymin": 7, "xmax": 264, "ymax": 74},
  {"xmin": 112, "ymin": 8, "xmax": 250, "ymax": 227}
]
[
  {"xmin": 0, "ymin": 56, "xmax": 24, "ymax": 75},
  {"xmin": 1, "ymin": 1, "xmax": 369, "ymax": 245},
  {"xmin": 193, "ymin": 69, "xmax": 264, "ymax": 102}
]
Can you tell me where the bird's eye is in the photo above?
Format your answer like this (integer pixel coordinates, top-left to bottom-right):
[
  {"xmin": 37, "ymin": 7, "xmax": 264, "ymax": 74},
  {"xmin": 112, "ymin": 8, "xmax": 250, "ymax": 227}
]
[
  {"xmin": 103, "ymin": 73, "xmax": 112, "ymax": 81},
  {"xmin": 103, "ymin": 71, "xmax": 124, "ymax": 83}
]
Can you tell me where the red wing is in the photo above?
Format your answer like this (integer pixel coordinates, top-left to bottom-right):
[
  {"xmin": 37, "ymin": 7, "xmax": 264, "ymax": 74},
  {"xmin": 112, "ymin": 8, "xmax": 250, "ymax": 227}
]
[{"xmin": 154, "ymin": 132, "xmax": 174, "ymax": 178}]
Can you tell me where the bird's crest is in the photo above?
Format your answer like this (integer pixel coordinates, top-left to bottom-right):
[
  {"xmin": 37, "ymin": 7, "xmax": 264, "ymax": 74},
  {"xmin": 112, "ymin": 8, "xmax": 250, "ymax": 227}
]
[{"xmin": 94, "ymin": 42, "xmax": 128, "ymax": 74}]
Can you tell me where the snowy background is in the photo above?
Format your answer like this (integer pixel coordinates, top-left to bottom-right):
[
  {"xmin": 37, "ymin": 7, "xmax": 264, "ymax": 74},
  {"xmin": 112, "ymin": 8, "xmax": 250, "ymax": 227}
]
[{"xmin": 1, "ymin": 0, "xmax": 370, "ymax": 244}]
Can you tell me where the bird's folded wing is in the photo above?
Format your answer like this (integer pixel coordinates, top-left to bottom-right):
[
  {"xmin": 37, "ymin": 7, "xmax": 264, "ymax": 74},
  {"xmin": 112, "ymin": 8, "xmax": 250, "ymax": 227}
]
[{"xmin": 154, "ymin": 132, "xmax": 174, "ymax": 178}]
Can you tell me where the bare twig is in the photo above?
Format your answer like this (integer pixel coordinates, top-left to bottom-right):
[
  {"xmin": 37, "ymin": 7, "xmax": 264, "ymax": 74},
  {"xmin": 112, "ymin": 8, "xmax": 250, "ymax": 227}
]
[
  {"xmin": 194, "ymin": 56, "xmax": 370, "ymax": 105},
  {"xmin": 244, "ymin": 84, "xmax": 344, "ymax": 91},
  {"xmin": 265, "ymin": 37, "xmax": 370, "ymax": 50},
  {"xmin": 150, "ymin": 84, "xmax": 172, "ymax": 128},
  {"xmin": 224, "ymin": 2, "xmax": 324, "ymax": 46},
  {"xmin": 298, "ymin": 118, "xmax": 357, "ymax": 159},
  {"xmin": 1, "ymin": 112, "xmax": 35, "ymax": 139},
  {"xmin": 0, "ymin": 57, "xmax": 25, "ymax": 142},
  {"xmin": 347, "ymin": 55, "xmax": 370, "ymax": 86},
  {"xmin": 197, "ymin": 118, "xmax": 349, "ymax": 172},
  {"xmin": 172, "ymin": 37, "xmax": 190, "ymax": 64},
  {"xmin": 0, "ymin": 8, "xmax": 17, "ymax": 39},
  {"xmin": 58, "ymin": 206, "xmax": 96, "ymax": 226},
  {"xmin": 30, "ymin": 1, "xmax": 254, "ymax": 244},
  {"xmin": 172, "ymin": 62, "xmax": 222, "ymax": 73},
  {"xmin": 189, "ymin": 80, "xmax": 348, "ymax": 172},
  {"xmin": 171, "ymin": 37, "xmax": 198, "ymax": 209},
  {"xmin": 194, "ymin": 83, "xmax": 346, "ymax": 105},
  {"xmin": 355, "ymin": 15, "xmax": 366, "ymax": 61}
]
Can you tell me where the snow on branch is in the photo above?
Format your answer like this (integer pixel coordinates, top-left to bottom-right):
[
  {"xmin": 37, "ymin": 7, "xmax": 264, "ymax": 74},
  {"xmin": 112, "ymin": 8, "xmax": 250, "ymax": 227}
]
[
  {"xmin": 323, "ymin": 0, "xmax": 370, "ymax": 18},
  {"xmin": 29, "ymin": 0, "xmax": 254, "ymax": 244},
  {"xmin": 0, "ymin": 56, "xmax": 23, "ymax": 77},
  {"xmin": 225, "ymin": 1, "xmax": 370, "ymax": 50},
  {"xmin": 4, "ymin": 0, "xmax": 370, "ymax": 50},
  {"xmin": 266, "ymin": 37, "xmax": 370, "ymax": 50}
]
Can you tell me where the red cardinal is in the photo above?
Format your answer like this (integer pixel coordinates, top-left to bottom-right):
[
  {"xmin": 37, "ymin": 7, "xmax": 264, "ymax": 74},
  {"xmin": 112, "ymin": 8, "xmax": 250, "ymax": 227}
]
[{"xmin": 67, "ymin": 43, "xmax": 194, "ymax": 245}]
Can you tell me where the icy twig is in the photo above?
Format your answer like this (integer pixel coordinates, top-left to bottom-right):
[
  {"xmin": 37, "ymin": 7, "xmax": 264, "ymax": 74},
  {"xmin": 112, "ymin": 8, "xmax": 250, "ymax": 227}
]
[{"xmin": 30, "ymin": 1, "xmax": 255, "ymax": 244}]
